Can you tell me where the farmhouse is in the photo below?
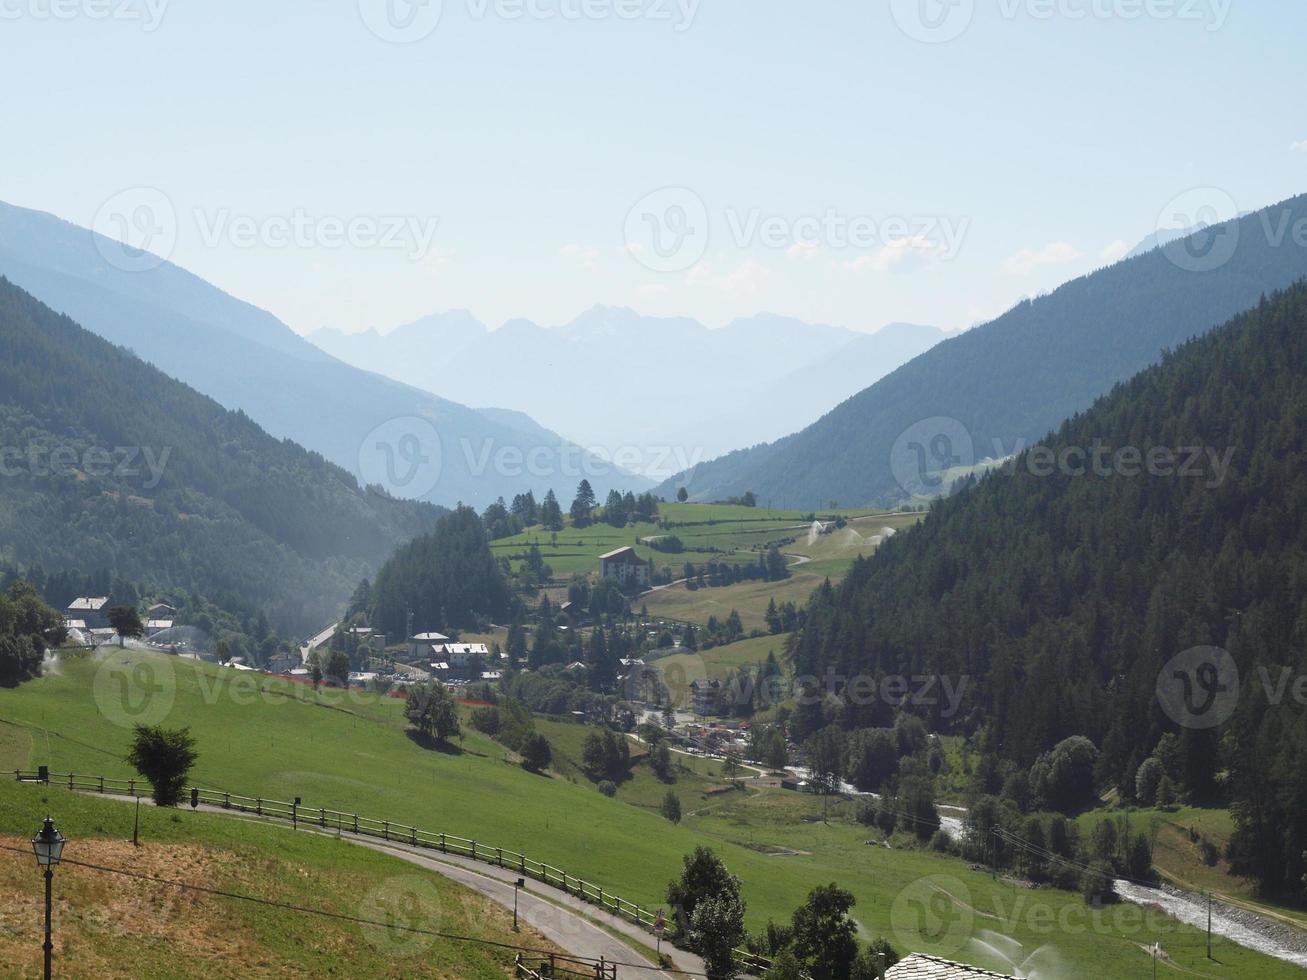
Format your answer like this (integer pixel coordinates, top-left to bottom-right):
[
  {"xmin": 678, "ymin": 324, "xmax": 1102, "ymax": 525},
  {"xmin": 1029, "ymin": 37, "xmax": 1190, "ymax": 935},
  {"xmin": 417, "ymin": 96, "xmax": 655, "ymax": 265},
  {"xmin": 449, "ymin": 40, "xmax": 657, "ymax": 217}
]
[
  {"xmin": 407, "ymin": 631, "xmax": 451, "ymax": 658},
  {"xmin": 691, "ymin": 678, "xmax": 721, "ymax": 716},
  {"xmin": 145, "ymin": 619, "xmax": 174, "ymax": 637},
  {"xmin": 598, "ymin": 547, "xmax": 651, "ymax": 588},
  {"xmin": 66, "ymin": 596, "xmax": 109, "ymax": 629},
  {"xmin": 433, "ymin": 642, "xmax": 490, "ymax": 669}
]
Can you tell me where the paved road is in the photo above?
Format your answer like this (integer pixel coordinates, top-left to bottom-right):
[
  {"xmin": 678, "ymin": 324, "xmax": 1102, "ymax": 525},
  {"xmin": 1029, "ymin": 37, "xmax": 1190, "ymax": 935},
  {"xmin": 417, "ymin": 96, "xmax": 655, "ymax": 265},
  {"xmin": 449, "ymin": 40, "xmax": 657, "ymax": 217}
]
[{"xmin": 81, "ymin": 789, "xmax": 702, "ymax": 979}]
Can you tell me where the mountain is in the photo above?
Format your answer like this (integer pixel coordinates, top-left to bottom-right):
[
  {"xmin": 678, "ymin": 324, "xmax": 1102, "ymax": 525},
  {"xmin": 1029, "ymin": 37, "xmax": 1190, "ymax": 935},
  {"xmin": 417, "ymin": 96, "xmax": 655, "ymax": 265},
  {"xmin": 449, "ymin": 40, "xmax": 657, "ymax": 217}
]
[
  {"xmin": 789, "ymin": 281, "xmax": 1307, "ymax": 899},
  {"xmin": 654, "ymin": 193, "xmax": 1307, "ymax": 507},
  {"xmin": 308, "ymin": 309, "xmax": 950, "ymax": 475},
  {"xmin": 0, "ymin": 201, "xmax": 641, "ymax": 507},
  {"xmin": 0, "ymin": 275, "xmax": 438, "ymax": 633}
]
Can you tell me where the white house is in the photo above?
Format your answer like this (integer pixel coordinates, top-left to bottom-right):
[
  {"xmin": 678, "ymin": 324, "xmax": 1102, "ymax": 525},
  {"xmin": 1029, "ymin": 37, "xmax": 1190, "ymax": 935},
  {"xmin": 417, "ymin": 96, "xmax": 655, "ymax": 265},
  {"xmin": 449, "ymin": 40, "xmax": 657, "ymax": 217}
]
[
  {"xmin": 408, "ymin": 631, "xmax": 451, "ymax": 658},
  {"xmin": 67, "ymin": 597, "xmax": 110, "ymax": 629},
  {"xmin": 598, "ymin": 547, "xmax": 651, "ymax": 588}
]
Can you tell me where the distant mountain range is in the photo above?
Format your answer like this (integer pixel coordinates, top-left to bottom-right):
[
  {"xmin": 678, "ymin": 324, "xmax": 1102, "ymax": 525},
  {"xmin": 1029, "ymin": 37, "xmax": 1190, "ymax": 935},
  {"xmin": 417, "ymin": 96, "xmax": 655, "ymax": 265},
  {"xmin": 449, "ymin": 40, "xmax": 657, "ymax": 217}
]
[
  {"xmin": 0, "ymin": 275, "xmax": 437, "ymax": 632},
  {"xmin": 653, "ymin": 192, "xmax": 1307, "ymax": 508},
  {"xmin": 309, "ymin": 310, "xmax": 953, "ymax": 475},
  {"xmin": 0, "ymin": 200, "xmax": 644, "ymax": 508}
]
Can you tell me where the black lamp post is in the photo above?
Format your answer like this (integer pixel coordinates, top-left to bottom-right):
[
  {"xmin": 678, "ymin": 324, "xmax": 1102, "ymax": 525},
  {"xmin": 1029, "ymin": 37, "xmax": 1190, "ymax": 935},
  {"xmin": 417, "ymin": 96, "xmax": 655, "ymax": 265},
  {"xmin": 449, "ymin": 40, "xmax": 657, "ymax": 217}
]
[
  {"xmin": 31, "ymin": 816, "xmax": 66, "ymax": 980},
  {"xmin": 513, "ymin": 878, "xmax": 525, "ymax": 932}
]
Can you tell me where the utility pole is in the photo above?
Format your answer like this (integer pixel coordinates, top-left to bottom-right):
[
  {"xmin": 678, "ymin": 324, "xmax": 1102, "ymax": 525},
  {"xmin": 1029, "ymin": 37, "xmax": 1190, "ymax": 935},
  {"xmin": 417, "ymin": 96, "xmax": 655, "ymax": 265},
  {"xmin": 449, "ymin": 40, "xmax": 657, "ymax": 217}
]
[
  {"xmin": 991, "ymin": 827, "xmax": 998, "ymax": 880},
  {"xmin": 1207, "ymin": 892, "xmax": 1213, "ymax": 959}
]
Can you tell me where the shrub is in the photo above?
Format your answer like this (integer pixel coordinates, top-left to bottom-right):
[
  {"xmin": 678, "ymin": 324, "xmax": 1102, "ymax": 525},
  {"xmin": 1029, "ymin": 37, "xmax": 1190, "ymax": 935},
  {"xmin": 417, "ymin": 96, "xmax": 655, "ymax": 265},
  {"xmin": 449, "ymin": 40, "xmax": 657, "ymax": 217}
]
[{"xmin": 598, "ymin": 779, "xmax": 617, "ymax": 797}]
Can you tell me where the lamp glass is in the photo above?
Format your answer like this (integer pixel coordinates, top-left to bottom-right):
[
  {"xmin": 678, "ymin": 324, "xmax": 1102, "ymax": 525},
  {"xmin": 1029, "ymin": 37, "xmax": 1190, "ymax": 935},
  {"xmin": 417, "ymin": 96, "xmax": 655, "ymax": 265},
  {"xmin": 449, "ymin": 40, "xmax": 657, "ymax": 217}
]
[{"xmin": 32, "ymin": 817, "xmax": 66, "ymax": 867}]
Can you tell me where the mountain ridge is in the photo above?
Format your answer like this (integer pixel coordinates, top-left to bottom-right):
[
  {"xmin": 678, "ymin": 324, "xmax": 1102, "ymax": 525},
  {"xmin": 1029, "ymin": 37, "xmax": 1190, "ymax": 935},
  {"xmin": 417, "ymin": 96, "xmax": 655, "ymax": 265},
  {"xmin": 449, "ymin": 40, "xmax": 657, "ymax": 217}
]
[{"xmin": 653, "ymin": 192, "xmax": 1307, "ymax": 507}]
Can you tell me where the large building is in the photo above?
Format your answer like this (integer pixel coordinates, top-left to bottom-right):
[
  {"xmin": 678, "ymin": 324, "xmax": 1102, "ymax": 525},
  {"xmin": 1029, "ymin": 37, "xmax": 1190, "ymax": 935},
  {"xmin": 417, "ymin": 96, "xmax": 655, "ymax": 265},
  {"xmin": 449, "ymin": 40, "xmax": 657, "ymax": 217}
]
[
  {"xmin": 691, "ymin": 678, "xmax": 721, "ymax": 716},
  {"xmin": 598, "ymin": 547, "xmax": 651, "ymax": 588},
  {"xmin": 66, "ymin": 596, "xmax": 109, "ymax": 629}
]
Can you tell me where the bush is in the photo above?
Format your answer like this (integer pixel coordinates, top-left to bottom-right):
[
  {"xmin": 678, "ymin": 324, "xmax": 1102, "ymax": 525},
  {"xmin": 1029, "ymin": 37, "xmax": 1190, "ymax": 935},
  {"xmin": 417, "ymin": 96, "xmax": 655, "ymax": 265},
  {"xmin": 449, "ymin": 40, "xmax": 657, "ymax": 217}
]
[
  {"xmin": 520, "ymin": 732, "xmax": 552, "ymax": 772},
  {"xmin": 929, "ymin": 830, "xmax": 954, "ymax": 854},
  {"xmin": 1081, "ymin": 860, "xmax": 1117, "ymax": 907},
  {"xmin": 598, "ymin": 779, "xmax": 617, "ymax": 797},
  {"xmin": 471, "ymin": 706, "xmax": 501, "ymax": 735},
  {"xmin": 1135, "ymin": 756, "xmax": 1164, "ymax": 806}
]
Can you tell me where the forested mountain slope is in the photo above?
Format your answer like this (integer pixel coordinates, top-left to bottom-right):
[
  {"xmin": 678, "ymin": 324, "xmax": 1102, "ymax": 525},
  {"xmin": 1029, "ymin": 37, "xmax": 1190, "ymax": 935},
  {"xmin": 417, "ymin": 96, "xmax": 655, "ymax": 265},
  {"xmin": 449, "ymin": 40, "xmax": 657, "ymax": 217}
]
[
  {"xmin": 657, "ymin": 193, "xmax": 1307, "ymax": 508},
  {"xmin": 0, "ymin": 277, "xmax": 438, "ymax": 632},
  {"xmin": 792, "ymin": 282, "xmax": 1307, "ymax": 897}
]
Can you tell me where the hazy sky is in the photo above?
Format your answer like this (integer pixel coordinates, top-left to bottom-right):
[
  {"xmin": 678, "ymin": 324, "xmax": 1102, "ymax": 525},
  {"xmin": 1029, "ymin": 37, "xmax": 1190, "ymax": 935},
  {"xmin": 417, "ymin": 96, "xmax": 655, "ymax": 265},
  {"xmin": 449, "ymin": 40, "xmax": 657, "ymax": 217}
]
[{"xmin": 3, "ymin": 0, "xmax": 1304, "ymax": 335}]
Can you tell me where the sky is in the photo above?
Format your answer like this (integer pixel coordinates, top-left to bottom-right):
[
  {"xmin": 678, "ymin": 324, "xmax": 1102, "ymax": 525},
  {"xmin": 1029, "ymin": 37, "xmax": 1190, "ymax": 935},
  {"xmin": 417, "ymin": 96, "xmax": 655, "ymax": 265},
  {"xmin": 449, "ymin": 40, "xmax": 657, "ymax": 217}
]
[{"xmin": 2, "ymin": 0, "xmax": 1305, "ymax": 336}]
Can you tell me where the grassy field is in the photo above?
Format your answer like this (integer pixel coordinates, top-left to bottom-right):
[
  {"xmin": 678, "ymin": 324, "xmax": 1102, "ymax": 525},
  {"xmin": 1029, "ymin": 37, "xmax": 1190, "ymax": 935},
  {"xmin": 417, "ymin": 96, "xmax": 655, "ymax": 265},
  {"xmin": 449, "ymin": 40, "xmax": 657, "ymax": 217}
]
[
  {"xmin": 1074, "ymin": 805, "xmax": 1307, "ymax": 932},
  {"xmin": 0, "ymin": 777, "xmax": 560, "ymax": 978},
  {"xmin": 490, "ymin": 502, "xmax": 905, "ymax": 581},
  {"xmin": 639, "ymin": 510, "xmax": 922, "ymax": 629},
  {"xmin": 650, "ymin": 633, "xmax": 790, "ymax": 683},
  {"xmin": 0, "ymin": 650, "xmax": 1301, "ymax": 977}
]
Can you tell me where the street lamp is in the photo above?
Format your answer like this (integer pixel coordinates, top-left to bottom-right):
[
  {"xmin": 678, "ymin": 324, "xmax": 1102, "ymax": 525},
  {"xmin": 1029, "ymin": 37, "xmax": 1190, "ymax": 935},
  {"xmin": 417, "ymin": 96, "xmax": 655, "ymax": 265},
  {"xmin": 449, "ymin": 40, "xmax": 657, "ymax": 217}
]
[
  {"xmin": 513, "ymin": 878, "xmax": 525, "ymax": 932},
  {"xmin": 31, "ymin": 816, "xmax": 66, "ymax": 980}
]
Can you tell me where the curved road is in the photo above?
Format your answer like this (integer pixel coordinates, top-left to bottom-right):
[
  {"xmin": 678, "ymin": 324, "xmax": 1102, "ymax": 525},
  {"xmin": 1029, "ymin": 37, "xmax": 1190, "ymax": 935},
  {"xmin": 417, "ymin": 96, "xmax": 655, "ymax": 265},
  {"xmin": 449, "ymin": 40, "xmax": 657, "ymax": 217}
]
[{"xmin": 86, "ymin": 790, "xmax": 705, "ymax": 979}]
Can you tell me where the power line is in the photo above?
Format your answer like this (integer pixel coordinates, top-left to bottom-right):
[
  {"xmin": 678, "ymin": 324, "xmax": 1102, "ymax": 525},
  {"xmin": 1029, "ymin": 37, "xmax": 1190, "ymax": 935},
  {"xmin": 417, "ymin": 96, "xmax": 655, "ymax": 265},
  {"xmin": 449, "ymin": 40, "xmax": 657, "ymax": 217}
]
[{"xmin": 0, "ymin": 843, "xmax": 705, "ymax": 978}]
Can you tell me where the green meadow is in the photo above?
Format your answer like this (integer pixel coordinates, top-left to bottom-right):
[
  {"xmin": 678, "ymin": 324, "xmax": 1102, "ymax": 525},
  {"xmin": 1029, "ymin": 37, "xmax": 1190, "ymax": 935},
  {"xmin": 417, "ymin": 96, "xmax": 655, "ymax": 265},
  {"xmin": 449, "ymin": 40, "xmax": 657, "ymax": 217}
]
[
  {"xmin": 0, "ymin": 650, "xmax": 1298, "ymax": 978},
  {"xmin": 0, "ymin": 773, "xmax": 555, "ymax": 978}
]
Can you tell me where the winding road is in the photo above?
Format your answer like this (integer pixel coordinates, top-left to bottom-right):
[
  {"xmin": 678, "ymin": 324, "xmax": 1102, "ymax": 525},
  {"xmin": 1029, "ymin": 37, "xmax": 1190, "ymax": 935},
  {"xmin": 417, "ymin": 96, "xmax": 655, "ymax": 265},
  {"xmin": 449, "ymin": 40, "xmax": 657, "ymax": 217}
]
[{"xmin": 80, "ymin": 789, "xmax": 705, "ymax": 979}]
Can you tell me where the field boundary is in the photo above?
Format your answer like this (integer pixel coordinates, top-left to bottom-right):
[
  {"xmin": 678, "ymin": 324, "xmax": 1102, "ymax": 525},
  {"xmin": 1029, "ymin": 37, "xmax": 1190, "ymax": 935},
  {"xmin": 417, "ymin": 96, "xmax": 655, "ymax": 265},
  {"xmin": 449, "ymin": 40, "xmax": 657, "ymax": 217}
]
[{"xmin": 11, "ymin": 769, "xmax": 778, "ymax": 976}]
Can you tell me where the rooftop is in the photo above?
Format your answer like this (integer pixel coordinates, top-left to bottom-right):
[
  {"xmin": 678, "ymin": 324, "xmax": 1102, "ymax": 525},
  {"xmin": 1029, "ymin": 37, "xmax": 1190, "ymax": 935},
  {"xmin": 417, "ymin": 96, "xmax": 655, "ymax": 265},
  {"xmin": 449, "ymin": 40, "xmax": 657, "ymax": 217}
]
[
  {"xmin": 886, "ymin": 954, "xmax": 1015, "ymax": 979},
  {"xmin": 598, "ymin": 546, "xmax": 646, "ymax": 562}
]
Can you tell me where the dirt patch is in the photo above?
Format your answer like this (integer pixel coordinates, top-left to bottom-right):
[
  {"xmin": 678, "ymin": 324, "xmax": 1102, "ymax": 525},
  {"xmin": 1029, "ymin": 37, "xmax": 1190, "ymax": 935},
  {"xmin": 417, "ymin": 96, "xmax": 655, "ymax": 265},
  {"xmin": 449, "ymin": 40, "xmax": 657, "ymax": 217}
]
[{"xmin": 0, "ymin": 835, "xmax": 262, "ymax": 977}]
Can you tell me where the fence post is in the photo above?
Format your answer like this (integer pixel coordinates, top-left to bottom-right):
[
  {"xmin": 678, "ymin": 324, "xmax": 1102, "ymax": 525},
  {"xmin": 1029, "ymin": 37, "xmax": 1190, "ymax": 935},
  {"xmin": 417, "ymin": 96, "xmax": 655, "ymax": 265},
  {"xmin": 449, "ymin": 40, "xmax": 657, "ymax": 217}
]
[
  {"xmin": 520, "ymin": 854, "xmax": 526, "ymax": 874},
  {"xmin": 256, "ymin": 798, "xmax": 262, "ymax": 816},
  {"xmin": 223, "ymin": 792, "xmax": 230, "ymax": 808},
  {"xmin": 99, "ymin": 776, "xmax": 104, "ymax": 793},
  {"xmin": 410, "ymin": 827, "xmax": 416, "ymax": 845},
  {"xmin": 471, "ymin": 840, "xmax": 478, "ymax": 861},
  {"xmin": 384, "ymin": 821, "xmax": 390, "ymax": 841},
  {"xmin": 440, "ymin": 833, "xmax": 446, "ymax": 853},
  {"xmin": 497, "ymin": 847, "xmax": 503, "ymax": 867},
  {"xmin": 353, "ymin": 815, "xmax": 359, "ymax": 834},
  {"xmin": 68, "ymin": 773, "xmax": 74, "ymax": 790},
  {"xmin": 320, "ymin": 808, "xmax": 326, "ymax": 828}
]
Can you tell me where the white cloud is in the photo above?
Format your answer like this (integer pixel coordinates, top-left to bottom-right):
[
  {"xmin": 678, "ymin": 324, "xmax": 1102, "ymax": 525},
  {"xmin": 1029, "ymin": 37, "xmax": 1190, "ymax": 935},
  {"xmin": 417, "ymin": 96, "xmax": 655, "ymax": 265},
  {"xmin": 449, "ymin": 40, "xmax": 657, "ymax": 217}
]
[
  {"xmin": 1100, "ymin": 239, "xmax": 1131, "ymax": 264},
  {"xmin": 1002, "ymin": 241, "xmax": 1082, "ymax": 276},
  {"xmin": 559, "ymin": 243, "xmax": 599, "ymax": 270},
  {"xmin": 1292, "ymin": 140, "xmax": 1307, "ymax": 154},
  {"xmin": 634, "ymin": 283, "xmax": 668, "ymax": 299},
  {"xmin": 718, "ymin": 261, "xmax": 765, "ymax": 296},
  {"xmin": 843, "ymin": 235, "xmax": 945, "ymax": 275},
  {"xmin": 787, "ymin": 242, "xmax": 820, "ymax": 261}
]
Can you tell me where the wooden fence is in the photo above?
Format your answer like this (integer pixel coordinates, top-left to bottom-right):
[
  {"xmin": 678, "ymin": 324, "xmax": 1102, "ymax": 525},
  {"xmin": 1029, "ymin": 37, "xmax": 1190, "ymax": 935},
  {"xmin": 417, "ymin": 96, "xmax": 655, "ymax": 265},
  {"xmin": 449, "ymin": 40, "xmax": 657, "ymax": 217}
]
[{"xmin": 12, "ymin": 769, "xmax": 784, "ymax": 973}]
